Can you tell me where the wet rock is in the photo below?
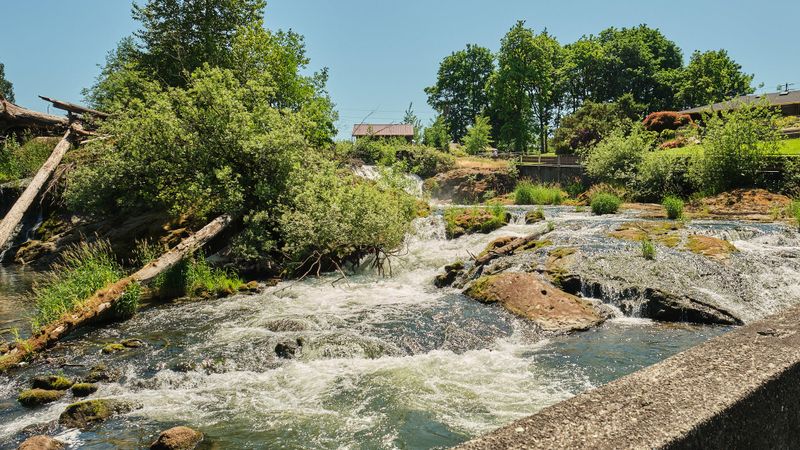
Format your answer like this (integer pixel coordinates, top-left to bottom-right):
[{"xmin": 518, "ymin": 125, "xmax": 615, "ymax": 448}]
[
  {"xmin": 120, "ymin": 338, "xmax": 145, "ymax": 348},
  {"xmin": 101, "ymin": 343, "xmax": 126, "ymax": 354},
  {"xmin": 71, "ymin": 383, "xmax": 99, "ymax": 397},
  {"xmin": 444, "ymin": 208, "xmax": 509, "ymax": 239},
  {"xmin": 239, "ymin": 281, "xmax": 261, "ymax": 293},
  {"xmin": 686, "ymin": 235, "xmax": 737, "ymax": 260},
  {"xmin": 525, "ymin": 209, "xmax": 545, "ymax": 224},
  {"xmin": 275, "ymin": 339, "xmax": 304, "ymax": 359},
  {"xmin": 425, "ymin": 167, "xmax": 515, "ymax": 203},
  {"xmin": 17, "ymin": 435, "xmax": 64, "ymax": 450},
  {"xmin": 434, "ymin": 262, "xmax": 466, "ymax": 288},
  {"xmin": 608, "ymin": 222, "xmax": 683, "ymax": 248},
  {"xmin": 31, "ymin": 375, "xmax": 73, "ymax": 391},
  {"xmin": 150, "ymin": 426, "xmax": 204, "ymax": 450},
  {"xmin": 18, "ymin": 389, "xmax": 66, "ymax": 407},
  {"xmin": 465, "ymin": 273, "xmax": 605, "ymax": 332},
  {"xmin": 264, "ymin": 318, "xmax": 312, "ymax": 332},
  {"xmin": 58, "ymin": 399, "xmax": 136, "ymax": 429},
  {"xmin": 83, "ymin": 363, "xmax": 120, "ymax": 383}
]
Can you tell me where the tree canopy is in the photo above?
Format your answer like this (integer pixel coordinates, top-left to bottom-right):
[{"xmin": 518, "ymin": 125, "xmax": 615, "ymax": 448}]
[
  {"xmin": 675, "ymin": 50, "xmax": 754, "ymax": 109},
  {"xmin": 0, "ymin": 62, "xmax": 14, "ymax": 102}
]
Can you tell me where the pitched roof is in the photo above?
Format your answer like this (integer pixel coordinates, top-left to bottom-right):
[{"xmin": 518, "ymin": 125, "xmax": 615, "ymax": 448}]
[
  {"xmin": 352, "ymin": 123, "xmax": 414, "ymax": 137},
  {"xmin": 680, "ymin": 90, "xmax": 800, "ymax": 115}
]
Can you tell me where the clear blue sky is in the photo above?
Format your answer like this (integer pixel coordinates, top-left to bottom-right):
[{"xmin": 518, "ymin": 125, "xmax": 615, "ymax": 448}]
[{"xmin": 2, "ymin": 1, "xmax": 798, "ymax": 139}]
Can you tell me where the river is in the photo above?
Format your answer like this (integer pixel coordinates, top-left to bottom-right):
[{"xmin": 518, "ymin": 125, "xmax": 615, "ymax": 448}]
[{"xmin": 4, "ymin": 205, "xmax": 797, "ymax": 449}]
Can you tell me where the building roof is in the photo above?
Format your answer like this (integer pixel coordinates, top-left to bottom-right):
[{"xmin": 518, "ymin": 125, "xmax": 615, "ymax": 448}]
[
  {"xmin": 352, "ymin": 123, "xmax": 414, "ymax": 137},
  {"xmin": 680, "ymin": 90, "xmax": 800, "ymax": 115}
]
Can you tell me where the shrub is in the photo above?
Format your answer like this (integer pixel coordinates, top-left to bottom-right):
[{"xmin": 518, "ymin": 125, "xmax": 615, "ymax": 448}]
[
  {"xmin": 31, "ymin": 241, "xmax": 124, "ymax": 331},
  {"xmin": 584, "ymin": 123, "xmax": 657, "ymax": 192},
  {"xmin": 641, "ymin": 239, "xmax": 656, "ymax": 260},
  {"xmin": 552, "ymin": 101, "xmax": 636, "ymax": 155},
  {"xmin": 590, "ymin": 193, "xmax": 621, "ymax": 215},
  {"xmin": 642, "ymin": 111, "xmax": 693, "ymax": 133},
  {"xmin": 514, "ymin": 181, "xmax": 563, "ymax": 205},
  {"xmin": 662, "ymin": 196, "xmax": 684, "ymax": 220},
  {"xmin": 423, "ymin": 116, "xmax": 451, "ymax": 152},
  {"xmin": 397, "ymin": 145, "xmax": 455, "ymax": 178},
  {"xmin": 636, "ymin": 152, "xmax": 695, "ymax": 201},
  {"xmin": 691, "ymin": 104, "xmax": 781, "ymax": 194},
  {"xmin": 790, "ymin": 200, "xmax": 800, "ymax": 228},
  {"xmin": 0, "ymin": 136, "xmax": 60, "ymax": 183}
]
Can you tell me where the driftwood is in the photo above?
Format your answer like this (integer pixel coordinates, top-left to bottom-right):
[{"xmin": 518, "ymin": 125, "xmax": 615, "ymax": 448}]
[
  {"xmin": 0, "ymin": 130, "xmax": 73, "ymax": 250},
  {"xmin": 0, "ymin": 214, "xmax": 232, "ymax": 372},
  {"xmin": 0, "ymin": 98, "xmax": 69, "ymax": 135},
  {"xmin": 473, "ymin": 228, "xmax": 550, "ymax": 267},
  {"xmin": 38, "ymin": 95, "xmax": 110, "ymax": 120}
]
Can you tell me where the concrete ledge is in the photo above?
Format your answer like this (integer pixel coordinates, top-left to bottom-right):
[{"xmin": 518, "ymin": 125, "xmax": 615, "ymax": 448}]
[{"xmin": 459, "ymin": 304, "xmax": 800, "ymax": 449}]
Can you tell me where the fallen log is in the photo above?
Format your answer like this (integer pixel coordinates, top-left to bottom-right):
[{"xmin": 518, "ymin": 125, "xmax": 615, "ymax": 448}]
[
  {"xmin": 0, "ymin": 98, "xmax": 69, "ymax": 135},
  {"xmin": 0, "ymin": 130, "xmax": 73, "ymax": 250},
  {"xmin": 38, "ymin": 95, "xmax": 110, "ymax": 120},
  {"xmin": 0, "ymin": 214, "xmax": 232, "ymax": 372},
  {"xmin": 474, "ymin": 227, "xmax": 550, "ymax": 267}
]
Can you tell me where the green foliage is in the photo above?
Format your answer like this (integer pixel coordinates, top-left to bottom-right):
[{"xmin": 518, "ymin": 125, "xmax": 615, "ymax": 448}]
[
  {"xmin": 0, "ymin": 62, "xmax": 14, "ymax": 102},
  {"xmin": 514, "ymin": 180, "xmax": 563, "ymax": 205},
  {"xmin": 31, "ymin": 241, "xmax": 123, "ymax": 331},
  {"xmin": 641, "ymin": 239, "xmax": 656, "ymax": 260},
  {"xmin": 401, "ymin": 145, "xmax": 456, "ymax": 178},
  {"xmin": 403, "ymin": 103, "xmax": 423, "ymax": 143},
  {"xmin": 662, "ymin": 196, "xmax": 685, "ymax": 220},
  {"xmin": 590, "ymin": 192, "xmax": 622, "ymax": 215},
  {"xmin": 426, "ymin": 44, "xmax": 494, "ymax": 141},
  {"xmin": 636, "ymin": 152, "xmax": 694, "ymax": 201},
  {"xmin": 0, "ymin": 136, "xmax": 59, "ymax": 183},
  {"xmin": 423, "ymin": 116, "xmax": 452, "ymax": 152},
  {"xmin": 676, "ymin": 50, "xmax": 754, "ymax": 109},
  {"xmin": 463, "ymin": 115, "xmax": 492, "ymax": 155},
  {"xmin": 790, "ymin": 200, "xmax": 800, "ymax": 228},
  {"xmin": 690, "ymin": 104, "xmax": 781, "ymax": 194},
  {"xmin": 584, "ymin": 123, "xmax": 657, "ymax": 191},
  {"xmin": 279, "ymin": 163, "xmax": 417, "ymax": 271},
  {"xmin": 552, "ymin": 101, "xmax": 635, "ymax": 154}
]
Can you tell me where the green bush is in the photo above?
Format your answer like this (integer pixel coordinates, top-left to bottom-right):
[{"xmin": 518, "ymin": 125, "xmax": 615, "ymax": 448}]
[
  {"xmin": 552, "ymin": 100, "xmax": 636, "ymax": 155},
  {"xmin": 31, "ymin": 241, "xmax": 125, "ymax": 331},
  {"xmin": 400, "ymin": 145, "xmax": 455, "ymax": 178},
  {"xmin": 463, "ymin": 115, "xmax": 492, "ymax": 155},
  {"xmin": 514, "ymin": 181, "xmax": 563, "ymax": 205},
  {"xmin": 790, "ymin": 200, "xmax": 800, "ymax": 228},
  {"xmin": 662, "ymin": 196, "xmax": 684, "ymax": 220},
  {"xmin": 590, "ymin": 193, "xmax": 622, "ymax": 215},
  {"xmin": 636, "ymin": 151, "xmax": 695, "ymax": 201},
  {"xmin": 641, "ymin": 239, "xmax": 656, "ymax": 260},
  {"xmin": 0, "ymin": 136, "xmax": 59, "ymax": 183},
  {"xmin": 584, "ymin": 123, "xmax": 657, "ymax": 192}
]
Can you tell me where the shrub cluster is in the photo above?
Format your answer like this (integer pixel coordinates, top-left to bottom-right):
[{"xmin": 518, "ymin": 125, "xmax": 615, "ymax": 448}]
[
  {"xmin": 662, "ymin": 196, "xmax": 684, "ymax": 220},
  {"xmin": 642, "ymin": 111, "xmax": 693, "ymax": 133},
  {"xmin": 590, "ymin": 192, "xmax": 622, "ymax": 215}
]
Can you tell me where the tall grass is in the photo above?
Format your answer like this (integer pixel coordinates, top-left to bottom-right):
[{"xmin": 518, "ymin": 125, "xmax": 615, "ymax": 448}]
[
  {"xmin": 514, "ymin": 181, "xmax": 563, "ymax": 205},
  {"xmin": 31, "ymin": 241, "xmax": 125, "ymax": 331},
  {"xmin": 662, "ymin": 196, "xmax": 684, "ymax": 220}
]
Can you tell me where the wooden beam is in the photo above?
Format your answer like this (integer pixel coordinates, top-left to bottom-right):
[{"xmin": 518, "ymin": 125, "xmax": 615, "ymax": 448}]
[
  {"xmin": 0, "ymin": 98, "xmax": 69, "ymax": 134},
  {"xmin": 0, "ymin": 130, "xmax": 73, "ymax": 250},
  {"xmin": 38, "ymin": 95, "xmax": 110, "ymax": 120},
  {"xmin": 0, "ymin": 214, "xmax": 232, "ymax": 372}
]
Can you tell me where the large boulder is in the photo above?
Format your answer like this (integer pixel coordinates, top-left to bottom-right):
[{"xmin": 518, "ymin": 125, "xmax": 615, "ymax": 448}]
[
  {"xmin": 17, "ymin": 435, "xmax": 64, "ymax": 450},
  {"xmin": 59, "ymin": 399, "xmax": 135, "ymax": 429},
  {"xmin": 150, "ymin": 426, "xmax": 204, "ymax": 450},
  {"xmin": 465, "ymin": 273, "xmax": 605, "ymax": 332},
  {"xmin": 425, "ymin": 168, "xmax": 515, "ymax": 204}
]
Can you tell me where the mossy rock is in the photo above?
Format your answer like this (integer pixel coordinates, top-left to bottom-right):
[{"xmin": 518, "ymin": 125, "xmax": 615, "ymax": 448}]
[
  {"xmin": 415, "ymin": 199, "xmax": 431, "ymax": 218},
  {"xmin": 120, "ymin": 338, "xmax": 145, "ymax": 348},
  {"xmin": 31, "ymin": 375, "xmax": 74, "ymax": 390},
  {"xmin": 71, "ymin": 383, "xmax": 99, "ymax": 398},
  {"xmin": 444, "ymin": 208, "xmax": 508, "ymax": 239},
  {"xmin": 59, "ymin": 399, "xmax": 135, "ymax": 429},
  {"xmin": 686, "ymin": 235, "xmax": 737, "ymax": 259},
  {"xmin": 83, "ymin": 363, "xmax": 120, "ymax": 383},
  {"xmin": 18, "ymin": 388, "xmax": 66, "ymax": 407},
  {"xmin": 102, "ymin": 343, "xmax": 126, "ymax": 354},
  {"xmin": 608, "ymin": 221, "xmax": 683, "ymax": 248},
  {"xmin": 525, "ymin": 209, "xmax": 545, "ymax": 224},
  {"xmin": 150, "ymin": 426, "xmax": 204, "ymax": 450}
]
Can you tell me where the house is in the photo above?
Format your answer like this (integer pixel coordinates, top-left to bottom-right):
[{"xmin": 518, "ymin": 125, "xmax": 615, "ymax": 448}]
[
  {"xmin": 680, "ymin": 90, "xmax": 800, "ymax": 120},
  {"xmin": 352, "ymin": 123, "xmax": 414, "ymax": 143}
]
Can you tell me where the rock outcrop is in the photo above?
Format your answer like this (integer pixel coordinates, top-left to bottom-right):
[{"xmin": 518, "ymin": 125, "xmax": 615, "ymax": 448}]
[
  {"xmin": 150, "ymin": 426, "xmax": 204, "ymax": 450},
  {"xmin": 59, "ymin": 399, "xmax": 136, "ymax": 428},
  {"xmin": 17, "ymin": 435, "xmax": 64, "ymax": 450},
  {"xmin": 465, "ymin": 273, "xmax": 605, "ymax": 332},
  {"xmin": 425, "ymin": 168, "xmax": 515, "ymax": 204}
]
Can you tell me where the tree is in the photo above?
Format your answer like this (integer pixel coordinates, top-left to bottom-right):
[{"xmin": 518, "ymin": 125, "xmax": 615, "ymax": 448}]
[
  {"xmin": 676, "ymin": 50, "xmax": 754, "ymax": 108},
  {"xmin": 490, "ymin": 22, "xmax": 563, "ymax": 153},
  {"xmin": 425, "ymin": 44, "xmax": 494, "ymax": 142},
  {"xmin": 463, "ymin": 115, "xmax": 492, "ymax": 155},
  {"xmin": 0, "ymin": 62, "xmax": 14, "ymax": 102},
  {"xmin": 403, "ymin": 102, "xmax": 423, "ymax": 143},
  {"xmin": 423, "ymin": 116, "xmax": 451, "ymax": 152},
  {"xmin": 552, "ymin": 100, "xmax": 634, "ymax": 154}
]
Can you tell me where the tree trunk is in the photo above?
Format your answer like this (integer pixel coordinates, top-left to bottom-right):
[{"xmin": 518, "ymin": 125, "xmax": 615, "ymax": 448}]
[
  {"xmin": 474, "ymin": 228, "xmax": 550, "ymax": 267},
  {"xmin": 0, "ymin": 130, "xmax": 73, "ymax": 250},
  {"xmin": 0, "ymin": 99, "xmax": 69, "ymax": 135},
  {"xmin": 38, "ymin": 95, "xmax": 109, "ymax": 120},
  {"xmin": 0, "ymin": 214, "xmax": 232, "ymax": 372}
]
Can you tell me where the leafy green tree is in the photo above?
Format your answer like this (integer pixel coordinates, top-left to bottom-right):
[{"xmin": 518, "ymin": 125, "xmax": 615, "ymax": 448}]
[
  {"xmin": 561, "ymin": 38, "xmax": 604, "ymax": 111},
  {"xmin": 675, "ymin": 50, "xmax": 754, "ymax": 108},
  {"xmin": 490, "ymin": 22, "xmax": 563, "ymax": 153},
  {"xmin": 552, "ymin": 100, "xmax": 635, "ymax": 154},
  {"xmin": 463, "ymin": 115, "xmax": 492, "ymax": 155},
  {"xmin": 425, "ymin": 44, "xmax": 494, "ymax": 141},
  {"xmin": 423, "ymin": 116, "xmax": 451, "ymax": 152},
  {"xmin": 0, "ymin": 62, "xmax": 13, "ymax": 102}
]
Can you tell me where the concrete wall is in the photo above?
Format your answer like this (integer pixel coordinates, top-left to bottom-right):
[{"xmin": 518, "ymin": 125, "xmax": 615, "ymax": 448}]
[
  {"xmin": 517, "ymin": 164, "xmax": 586, "ymax": 185},
  {"xmin": 459, "ymin": 303, "xmax": 800, "ymax": 449}
]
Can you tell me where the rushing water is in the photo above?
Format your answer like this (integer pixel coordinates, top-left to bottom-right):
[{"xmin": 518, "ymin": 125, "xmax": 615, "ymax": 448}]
[{"xmin": 5, "ymin": 206, "xmax": 798, "ymax": 449}]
